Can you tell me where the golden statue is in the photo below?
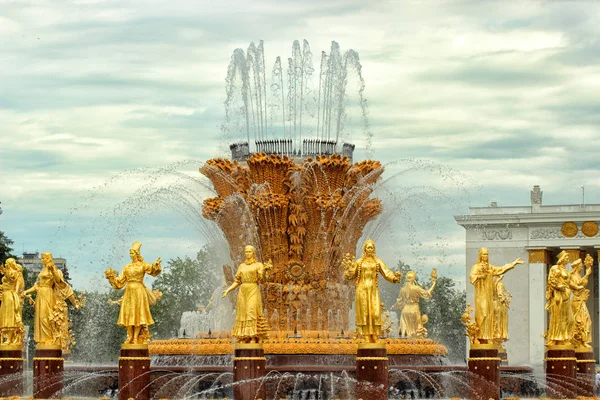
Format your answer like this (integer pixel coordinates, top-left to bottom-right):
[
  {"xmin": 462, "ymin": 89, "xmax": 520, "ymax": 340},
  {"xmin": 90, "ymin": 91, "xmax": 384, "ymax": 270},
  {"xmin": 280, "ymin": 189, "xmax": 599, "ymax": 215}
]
[
  {"xmin": 0, "ymin": 258, "xmax": 25, "ymax": 346},
  {"xmin": 344, "ymin": 239, "xmax": 401, "ymax": 343},
  {"xmin": 105, "ymin": 242, "xmax": 162, "ymax": 345},
  {"xmin": 393, "ymin": 269, "xmax": 437, "ymax": 338},
  {"xmin": 545, "ymin": 250, "xmax": 575, "ymax": 347},
  {"xmin": 570, "ymin": 254, "xmax": 593, "ymax": 350},
  {"xmin": 461, "ymin": 303, "xmax": 478, "ymax": 345},
  {"xmin": 222, "ymin": 245, "xmax": 272, "ymax": 343},
  {"xmin": 23, "ymin": 252, "xmax": 81, "ymax": 349},
  {"xmin": 492, "ymin": 274, "xmax": 512, "ymax": 347},
  {"xmin": 469, "ymin": 248, "xmax": 523, "ymax": 343}
]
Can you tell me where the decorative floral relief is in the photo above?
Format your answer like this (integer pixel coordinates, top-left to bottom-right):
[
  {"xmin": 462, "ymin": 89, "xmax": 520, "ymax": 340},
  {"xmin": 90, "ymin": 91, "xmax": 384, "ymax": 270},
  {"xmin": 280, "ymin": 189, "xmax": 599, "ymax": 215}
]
[{"xmin": 480, "ymin": 229, "xmax": 512, "ymax": 241}]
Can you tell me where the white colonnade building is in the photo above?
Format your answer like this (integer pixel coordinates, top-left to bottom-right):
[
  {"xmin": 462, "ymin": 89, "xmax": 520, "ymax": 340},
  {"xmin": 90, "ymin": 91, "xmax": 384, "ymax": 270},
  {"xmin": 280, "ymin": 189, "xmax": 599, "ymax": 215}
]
[{"xmin": 455, "ymin": 185, "xmax": 600, "ymax": 369}]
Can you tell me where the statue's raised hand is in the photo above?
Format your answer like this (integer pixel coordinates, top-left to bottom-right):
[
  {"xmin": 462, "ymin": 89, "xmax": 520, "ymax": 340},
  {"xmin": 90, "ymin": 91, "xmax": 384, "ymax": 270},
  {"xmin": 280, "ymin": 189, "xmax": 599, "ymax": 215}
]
[
  {"xmin": 431, "ymin": 268, "xmax": 438, "ymax": 281},
  {"xmin": 342, "ymin": 253, "xmax": 354, "ymax": 269},
  {"xmin": 584, "ymin": 254, "xmax": 593, "ymax": 270},
  {"xmin": 104, "ymin": 268, "xmax": 117, "ymax": 280},
  {"xmin": 513, "ymin": 258, "xmax": 525, "ymax": 266}
]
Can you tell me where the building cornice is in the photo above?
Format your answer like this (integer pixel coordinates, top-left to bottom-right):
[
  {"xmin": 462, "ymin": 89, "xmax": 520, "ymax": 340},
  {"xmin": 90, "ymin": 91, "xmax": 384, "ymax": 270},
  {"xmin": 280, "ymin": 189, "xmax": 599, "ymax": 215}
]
[{"xmin": 455, "ymin": 212, "xmax": 600, "ymax": 227}]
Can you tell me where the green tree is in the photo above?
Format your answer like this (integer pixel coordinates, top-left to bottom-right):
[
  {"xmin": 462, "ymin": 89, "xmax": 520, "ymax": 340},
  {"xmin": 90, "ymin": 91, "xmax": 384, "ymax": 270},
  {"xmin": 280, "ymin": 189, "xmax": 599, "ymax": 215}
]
[
  {"xmin": 380, "ymin": 260, "xmax": 466, "ymax": 363},
  {"xmin": 0, "ymin": 231, "xmax": 16, "ymax": 264},
  {"xmin": 21, "ymin": 268, "xmax": 37, "ymax": 343},
  {"xmin": 420, "ymin": 275, "xmax": 466, "ymax": 362},
  {"xmin": 71, "ymin": 290, "xmax": 124, "ymax": 363},
  {"xmin": 151, "ymin": 246, "xmax": 219, "ymax": 339}
]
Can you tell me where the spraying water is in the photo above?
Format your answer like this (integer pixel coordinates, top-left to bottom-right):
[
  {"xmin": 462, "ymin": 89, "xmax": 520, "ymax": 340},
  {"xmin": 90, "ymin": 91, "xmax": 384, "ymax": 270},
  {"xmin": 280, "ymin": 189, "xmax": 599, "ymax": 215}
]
[{"xmin": 222, "ymin": 40, "xmax": 371, "ymax": 156}]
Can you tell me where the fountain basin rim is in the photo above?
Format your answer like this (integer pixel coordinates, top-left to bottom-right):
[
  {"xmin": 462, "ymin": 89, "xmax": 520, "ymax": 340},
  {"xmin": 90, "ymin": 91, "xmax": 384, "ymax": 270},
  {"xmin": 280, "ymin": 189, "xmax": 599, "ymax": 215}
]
[
  {"xmin": 0, "ymin": 344, "xmax": 23, "ymax": 351},
  {"xmin": 36, "ymin": 343, "xmax": 61, "ymax": 350},
  {"xmin": 545, "ymin": 344, "xmax": 575, "ymax": 351},
  {"xmin": 149, "ymin": 338, "xmax": 448, "ymax": 356}
]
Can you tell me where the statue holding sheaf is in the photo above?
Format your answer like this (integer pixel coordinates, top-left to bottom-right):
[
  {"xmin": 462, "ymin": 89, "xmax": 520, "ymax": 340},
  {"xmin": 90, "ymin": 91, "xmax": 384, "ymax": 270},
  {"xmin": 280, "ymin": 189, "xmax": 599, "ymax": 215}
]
[
  {"xmin": 492, "ymin": 274, "xmax": 512, "ymax": 348},
  {"xmin": 105, "ymin": 242, "xmax": 162, "ymax": 345},
  {"xmin": 0, "ymin": 258, "xmax": 26, "ymax": 346},
  {"xmin": 469, "ymin": 248, "xmax": 523, "ymax": 344},
  {"xmin": 392, "ymin": 269, "xmax": 437, "ymax": 338},
  {"xmin": 343, "ymin": 239, "xmax": 401, "ymax": 343},
  {"xmin": 23, "ymin": 252, "xmax": 82, "ymax": 350},
  {"xmin": 570, "ymin": 254, "xmax": 593, "ymax": 350},
  {"xmin": 222, "ymin": 245, "xmax": 272, "ymax": 343}
]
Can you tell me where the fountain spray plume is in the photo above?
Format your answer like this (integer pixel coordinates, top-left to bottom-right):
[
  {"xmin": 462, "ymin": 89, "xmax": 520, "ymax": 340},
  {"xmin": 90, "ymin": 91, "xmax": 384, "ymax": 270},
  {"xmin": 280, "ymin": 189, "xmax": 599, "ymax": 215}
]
[{"xmin": 223, "ymin": 40, "xmax": 370, "ymax": 157}]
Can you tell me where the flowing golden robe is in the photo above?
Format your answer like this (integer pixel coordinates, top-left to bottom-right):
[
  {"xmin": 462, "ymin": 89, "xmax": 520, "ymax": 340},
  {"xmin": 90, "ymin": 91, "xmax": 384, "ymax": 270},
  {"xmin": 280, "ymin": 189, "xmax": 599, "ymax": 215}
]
[
  {"xmin": 570, "ymin": 269, "xmax": 591, "ymax": 348},
  {"xmin": 398, "ymin": 283, "xmax": 431, "ymax": 337},
  {"xmin": 232, "ymin": 262, "xmax": 269, "ymax": 340},
  {"xmin": 545, "ymin": 264, "xmax": 574, "ymax": 343},
  {"xmin": 470, "ymin": 262, "xmax": 513, "ymax": 340},
  {"xmin": 111, "ymin": 262, "xmax": 161, "ymax": 327},
  {"xmin": 0, "ymin": 267, "xmax": 24, "ymax": 330},
  {"xmin": 33, "ymin": 266, "xmax": 69, "ymax": 344},
  {"xmin": 493, "ymin": 278, "xmax": 511, "ymax": 342},
  {"xmin": 345, "ymin": 257, "xmax": 398, "ymax": 337}
]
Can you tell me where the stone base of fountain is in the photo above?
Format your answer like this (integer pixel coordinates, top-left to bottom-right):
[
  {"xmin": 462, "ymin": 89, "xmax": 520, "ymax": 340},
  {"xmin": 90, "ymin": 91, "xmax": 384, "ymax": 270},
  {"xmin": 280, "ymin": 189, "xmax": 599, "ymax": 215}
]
[
  {"xmin": 356, "ymin": 343, "xmax": 388, "ymax": 400},
  {"xmin": 468, "ymin": 344, "xmax": 500, "ymax": 400},
  {"xmin": 233, "ymin": 343, "xmax": 266, "ymax": 400},
  {"xmin": 545, "ymin": 345, "xmax": 577, "ymax": 399},
  {"xmin": 118, "ymin": 343, "xmax": 151, "ymax": 400},
  {"xmin": 575, "ymin": 348, "xmax": 595, "ymax": 397},
  {"xmin": 33, "ymin": 344, "xmax": 64, "ymax": 399},
  {"xmin": 0, "ymin": 344, "xmax": 24, "ymax": 396}
]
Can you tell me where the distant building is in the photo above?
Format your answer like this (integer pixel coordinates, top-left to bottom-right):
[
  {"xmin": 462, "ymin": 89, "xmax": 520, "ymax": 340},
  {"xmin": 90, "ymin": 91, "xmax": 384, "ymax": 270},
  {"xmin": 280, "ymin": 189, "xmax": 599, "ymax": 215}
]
[
  {"xmin": 455, "ymin": 185, "xmax": 600, "ymax": 369},
  {"xmin": 17, "ymin": 252, "xmax": 69, "ymax": 279}
]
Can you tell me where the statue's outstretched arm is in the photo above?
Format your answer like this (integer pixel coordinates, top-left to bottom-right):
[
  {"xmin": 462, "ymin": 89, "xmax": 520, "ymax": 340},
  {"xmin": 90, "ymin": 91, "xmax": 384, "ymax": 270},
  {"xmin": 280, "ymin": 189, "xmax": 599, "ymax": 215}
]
[{"xmin": 105, "ymin": 267, "xmax": 127, "ymax": 290}]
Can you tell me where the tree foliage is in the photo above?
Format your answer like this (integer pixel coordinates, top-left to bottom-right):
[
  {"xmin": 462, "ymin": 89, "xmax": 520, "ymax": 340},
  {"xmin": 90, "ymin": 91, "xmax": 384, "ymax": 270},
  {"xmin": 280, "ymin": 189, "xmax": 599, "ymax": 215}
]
[
  {"xmin": 380, "ymin": 259, "xmax": 466, "ymax": 363},
  {"xmin": 420, "ymin": 275, "xmax": 466, "ymax": 362},
  {"xmin": 0, "ymin": 231, "xmax": 16, "ymax": 264},
  {"xmin": 71, "ymin": 290, "xmax": 124, "ymax": 363},
  {"xmin": 151, "ymin": 246, "xmax": 219, "ymax": 339}
]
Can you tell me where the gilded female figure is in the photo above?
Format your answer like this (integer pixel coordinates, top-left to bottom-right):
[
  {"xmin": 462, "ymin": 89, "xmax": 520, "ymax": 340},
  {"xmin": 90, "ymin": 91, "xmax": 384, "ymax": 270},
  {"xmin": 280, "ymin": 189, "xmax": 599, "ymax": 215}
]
[
  {"xmin": 344, "ymin": 240, "xmax": 401, "ymax": 343},
  {"xmin": 393, "ymin": 269, "xmax": 437, "ymax": 338},
  {"xmin": 469, "ymin": 248, "xmax": 523, "ymax": 343},
  {"xmin": 105, "ymin": 242, "xmax": 162, "ymax": 345},
  {"xmin": 492, "ymin": 274, "xmax": 512, "ymax": 344},
  {"xmin": 570, "ymin": 255, "xmax": 593, "ymax": 349},
  {"xmin": 545, "ymin": 250, "xmax": 575, "ymax": 346},
  {"xmin": 222, "ymin": 245, "xmax": 271, "ymax": 343},
  {"xmin": 23, "ymin": 252, "xmax": 79, "ymax": 348},
  {"xmin": 0, "ymin": 258, "xmax": 25, "ymax": 345}
]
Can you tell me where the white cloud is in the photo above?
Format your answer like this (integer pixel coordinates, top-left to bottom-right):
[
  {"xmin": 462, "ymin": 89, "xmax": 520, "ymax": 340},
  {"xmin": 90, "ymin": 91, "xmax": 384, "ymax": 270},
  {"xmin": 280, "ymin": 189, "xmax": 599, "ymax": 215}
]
[{"xmin": 1, "ymin": 0, "xmax": 599, "ymax": 293}]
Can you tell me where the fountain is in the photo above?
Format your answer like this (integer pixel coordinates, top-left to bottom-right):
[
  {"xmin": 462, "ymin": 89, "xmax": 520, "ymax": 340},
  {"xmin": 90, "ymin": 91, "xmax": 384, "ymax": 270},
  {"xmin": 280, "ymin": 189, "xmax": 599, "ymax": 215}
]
[
  {"xmin": 149, "ymin": 42, "xmax": 449, "ymax": 379},
  {"xmin": 0, "ymin": 40, "xmax": 556, "ymax": 399}
]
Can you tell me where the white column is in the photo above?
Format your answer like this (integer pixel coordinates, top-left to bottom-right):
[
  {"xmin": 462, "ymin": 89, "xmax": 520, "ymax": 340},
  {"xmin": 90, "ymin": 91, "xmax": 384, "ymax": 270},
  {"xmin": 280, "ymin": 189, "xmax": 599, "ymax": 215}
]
[{"xmin": 528, "ymin": 248, "xmax": 550, "ymax": 372}]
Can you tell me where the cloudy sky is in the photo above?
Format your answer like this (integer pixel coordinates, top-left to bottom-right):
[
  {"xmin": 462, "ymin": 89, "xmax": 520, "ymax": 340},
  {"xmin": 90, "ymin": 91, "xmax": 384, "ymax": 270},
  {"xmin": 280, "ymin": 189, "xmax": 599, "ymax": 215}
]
[{"xmin": 1, "ymin": 0, "xmax": 599, "ymax": 291}]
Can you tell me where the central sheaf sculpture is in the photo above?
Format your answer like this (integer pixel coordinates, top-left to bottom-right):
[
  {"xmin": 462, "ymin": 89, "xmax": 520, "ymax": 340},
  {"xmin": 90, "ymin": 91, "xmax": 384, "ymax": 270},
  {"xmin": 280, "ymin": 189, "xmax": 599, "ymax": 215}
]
[{"xmin": 200, "ymin": 153, "xmax": 384, "ymax": 331}]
